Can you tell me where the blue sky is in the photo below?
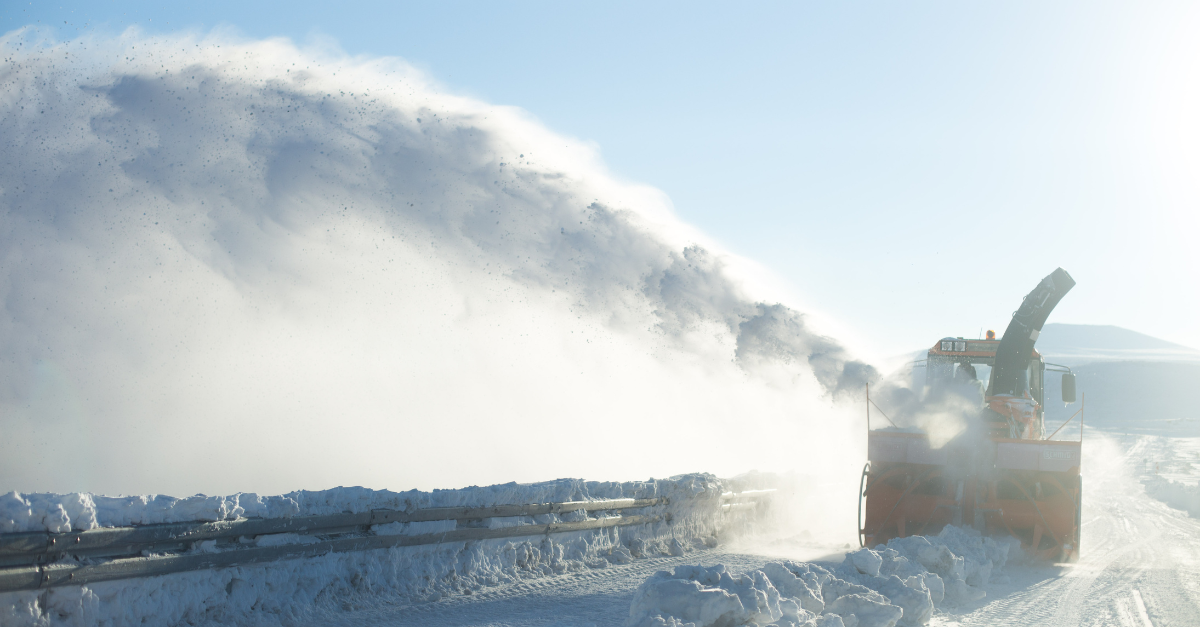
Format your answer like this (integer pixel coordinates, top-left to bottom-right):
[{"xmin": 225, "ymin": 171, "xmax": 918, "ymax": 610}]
[{"xmin": 7, "ymin": 1, "xmax": 1199, "ymax": 356}]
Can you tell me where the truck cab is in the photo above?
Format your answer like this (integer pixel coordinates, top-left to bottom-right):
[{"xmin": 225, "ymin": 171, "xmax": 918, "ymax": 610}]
[{"xmin": 925, "ymin": 337, "xmax": 1047, "ymax": 439}]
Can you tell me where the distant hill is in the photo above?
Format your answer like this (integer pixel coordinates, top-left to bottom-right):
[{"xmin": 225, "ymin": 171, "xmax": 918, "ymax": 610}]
[
  {"xmin": 1043, "ymin": 361, "xmax": 1200, "ymax": 437},
  {"xmin": 1035, "ymin": 323, "xmax": 1200, "ymax": 365},
  {"xmin": 1039, "ymin": 323, "xmax": 1190, "ymax": 351},
  {"xmin": 1032, "ymin": 325, "xmax": 1198, "ymax": 435},
  {"xmin": 1031, "ymin": 325, "xmax": 1197, "ymax": 436}
]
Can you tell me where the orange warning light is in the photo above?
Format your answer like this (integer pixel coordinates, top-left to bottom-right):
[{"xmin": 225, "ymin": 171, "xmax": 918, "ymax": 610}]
[{"xmin": 986, "ymin": 329, "xmax": 996, "ymax": 340}]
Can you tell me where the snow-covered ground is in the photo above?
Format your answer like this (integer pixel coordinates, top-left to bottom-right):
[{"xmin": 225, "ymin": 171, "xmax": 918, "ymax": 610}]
[
  {"xmin": 3, "ymin": 407, "xmax": 1196, "ymax": 627},
  {"xmin": 276, "ymin": 429, "xmax": 1200, "ymax": 627},
  {"xmin": 0, "ymin": 476, "xmax": 721, "ymax": 534},
  {"xmin": 0, "ymin": 474, "xmax": 774, "ymax": 625}
]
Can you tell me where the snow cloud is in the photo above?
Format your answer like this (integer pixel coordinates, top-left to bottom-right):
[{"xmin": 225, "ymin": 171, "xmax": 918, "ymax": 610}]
[{"xmin": 0, "ymin": 28, "xmax": 874, "ymax": 499}]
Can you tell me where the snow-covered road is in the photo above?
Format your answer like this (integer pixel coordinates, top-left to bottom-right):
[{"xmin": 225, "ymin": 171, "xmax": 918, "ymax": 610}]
[
  {"xmin": 937, "ymin": 432, "xmax": 1200, "ymax": 627},
  {"xmin": 306, "ymin": 431, "xmax": 1200, "ymax": 627}
]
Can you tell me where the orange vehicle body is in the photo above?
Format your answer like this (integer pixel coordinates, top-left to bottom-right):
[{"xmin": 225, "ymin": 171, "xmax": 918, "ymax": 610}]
[{"xmin": 860, "ymin": 339, "xmax": 1083, "ymax": 562}]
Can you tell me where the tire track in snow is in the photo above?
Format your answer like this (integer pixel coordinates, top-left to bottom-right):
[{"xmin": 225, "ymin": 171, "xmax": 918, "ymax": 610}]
[
  {"xmin": 946, "ymin": 432, "xmax": 1200, "ymax": 627},
  {"xmin": 1131, "ymin": 589, "xmax": 1154, "ymax": 627}
]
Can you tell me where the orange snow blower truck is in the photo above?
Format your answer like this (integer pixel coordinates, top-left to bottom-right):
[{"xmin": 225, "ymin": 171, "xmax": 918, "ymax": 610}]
[{"xmin": 859, "ymin": 268, "xmax": 1083, "ymax": 561}]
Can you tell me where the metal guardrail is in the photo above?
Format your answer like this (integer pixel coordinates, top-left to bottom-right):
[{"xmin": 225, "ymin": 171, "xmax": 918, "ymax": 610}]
[
  {"xmin": 719, "ymin": 489, "xmax": 775, "ymax": 512},
  {"xmin": 0, "ymin": 514, "xmax": 661, "ymax": 592},
  {"xmin": 0, "ymin": 491, "xmax": 774, "ymax": 593},
  {"xmin": 0, "ymin": 498, "xmax": 664, "ymax": 566}
]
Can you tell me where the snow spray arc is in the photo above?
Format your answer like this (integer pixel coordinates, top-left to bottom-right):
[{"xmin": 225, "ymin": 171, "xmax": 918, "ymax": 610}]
[{"xmin": 0, "ymin": 28, "xmax": 875, "ymax": 497}]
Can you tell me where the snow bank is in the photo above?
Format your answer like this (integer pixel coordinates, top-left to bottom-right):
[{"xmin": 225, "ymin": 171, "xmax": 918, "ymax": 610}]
[
  {"xmin": 0, "ymin": 491, "xmax": 302, "ymax": 533},
  {"xmin": 0, "ymin": 475, "xmax": 725, "ymax": 534},
  {"xmin": 1143, "ymin": 477, "xmax": 1200, "ymax": 518},
  {"xmin": 0, "ymin": 474, "xmax": 764, "ymax": 626},
  {"xmin": 627, "ymin": 526, "xmax": 1016, "ymax": 627}
]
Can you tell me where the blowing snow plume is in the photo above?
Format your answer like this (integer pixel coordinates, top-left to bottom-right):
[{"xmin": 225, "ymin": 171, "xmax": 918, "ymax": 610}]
[{"xmin": 0, "ymin": 29, "xmax": 875, "ymax": 501}]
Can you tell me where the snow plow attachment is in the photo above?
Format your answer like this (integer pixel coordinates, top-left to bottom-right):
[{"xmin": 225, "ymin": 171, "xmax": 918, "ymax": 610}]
[
  {"xmin": 861, "ymin": 432, "xmax": 1081, "ymax": 561},
  {"xmin": 859, "ymin": 268, "xmax": 1082, "ymax": 562}
]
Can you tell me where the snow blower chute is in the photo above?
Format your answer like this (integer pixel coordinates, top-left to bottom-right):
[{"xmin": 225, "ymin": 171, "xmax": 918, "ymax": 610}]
[{"xmin": 860, "ymin": 268, "xmax": 1083, "ymax": 561}]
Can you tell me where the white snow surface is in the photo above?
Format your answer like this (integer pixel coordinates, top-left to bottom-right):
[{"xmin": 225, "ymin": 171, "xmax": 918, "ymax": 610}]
[
  {"xmin": 626, "ymin": 526, "xmax": 1013, "ymax": 627},
  {"xmin": 0, "ymin": 474, "xmax": 757, "ymax": 626},
  {"xmin": 7, "ymin": 431, "xmax": 1200, "ymax": 626},
  {"xmin": 279, "ymin": 428, "xmax": 1200, "ymax": 627},
  {"xmin": 1142, "ymin": 476, "xmax": 1200, "ymax": 518},
  {"xmin": 0, "ymin": 475, "xmax": 719, "ymax": 534}
]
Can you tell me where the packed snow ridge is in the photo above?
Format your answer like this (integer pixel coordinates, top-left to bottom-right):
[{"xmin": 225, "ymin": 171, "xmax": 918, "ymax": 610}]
[
  {"xmin": 0, "ymin": 473, "xmax": 768, "ymax": 533},
  {"xmin": 628, "ymin": 526, "xmax": 1016, "ymax": 627},
  {"xmin": 1143, "ymin": 476, "xmax": 1200, "ymax": 518},
  {"xmin": 1, "ymin": 474, "xmax": 772, "ymax": 626}
]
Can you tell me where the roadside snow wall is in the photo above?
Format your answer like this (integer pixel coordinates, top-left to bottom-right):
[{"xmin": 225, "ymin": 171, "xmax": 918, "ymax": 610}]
[
  {"xmin": 627, "ymin": 526, "xmax": 1017, "ymax": 627},
  {"xmin": 1143, "ymin": 477, "xmax": 1200, "ymax": 518},
  {"xmin": 0, "ymin": 473, "xmax": 769, "ymax": 626}
]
